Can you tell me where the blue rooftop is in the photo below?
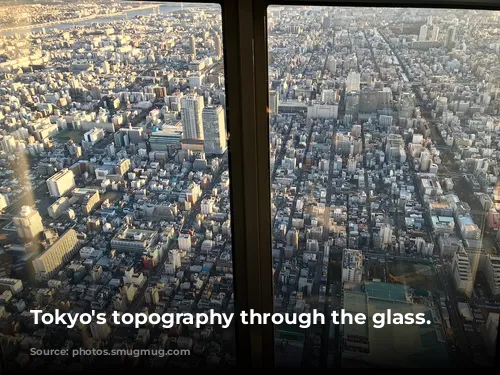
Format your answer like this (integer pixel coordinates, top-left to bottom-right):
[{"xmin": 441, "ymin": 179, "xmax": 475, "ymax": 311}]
[
  {"xmin": 459, "ymin": 216, "xmax": 474, "ymax": 225},
  {"xmin": 365, "ymin": 281, "xmax": 408, "ymax": 302}
]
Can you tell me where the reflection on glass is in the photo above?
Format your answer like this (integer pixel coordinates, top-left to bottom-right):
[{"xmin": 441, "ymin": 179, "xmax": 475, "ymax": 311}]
[
  {"xmin": 0, "ymin": 1, "xmax": 234, "ymax": 370},
  {"xmin": 268, "ymin": 6, "xmax": 500, "ymax": 368}
]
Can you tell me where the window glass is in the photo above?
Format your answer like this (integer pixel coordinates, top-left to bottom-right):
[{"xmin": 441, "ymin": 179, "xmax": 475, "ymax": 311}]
[
  {"xmin": 268, "ymin": 5, "xmax": 500, "ymax": 368},
  {"xmin": 0, "ymin": 1, "xmax": 235, "ymax": 370}
]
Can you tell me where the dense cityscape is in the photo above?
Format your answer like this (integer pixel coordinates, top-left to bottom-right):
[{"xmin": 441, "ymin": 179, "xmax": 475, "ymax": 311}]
[
  {"xmin": 268, "ymin": 5, "xmax": 500, "ymax": 368},
  {"xmin": 0, "ymin": 0, "xmax": 498, "ymax": 370}
]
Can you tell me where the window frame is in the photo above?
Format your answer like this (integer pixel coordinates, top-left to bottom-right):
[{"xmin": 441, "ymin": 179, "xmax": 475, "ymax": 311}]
[
  {"xmin": 221, "ymin": 0, "xmax": 275, "ymax": 368},
  {"xmin": 2, "ymin": 0, "xmax": 499, "ymax": 370},
  {"xmin": 251, "ymin": 0, "xmax": 500, "ymax": 369},
  {"xmin": 156, "ymin": 0, "xmax": 277, "ymax": 368}
]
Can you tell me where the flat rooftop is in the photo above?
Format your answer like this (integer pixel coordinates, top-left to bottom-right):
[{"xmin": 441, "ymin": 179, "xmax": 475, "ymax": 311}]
[
  {"xmin": 367, "ymin": 299, "xmax": 450, "ymax": 368},
  {"xmin": 365, "ymin": 281, "xmax": 408, "ymax": 302},
  {"xmin": 343, "ymin": 282, "xmax": 450, "ymax": 368},
  {"xmin": 343, "ymin": 291, "xmax": 369, "ymax": 338}
]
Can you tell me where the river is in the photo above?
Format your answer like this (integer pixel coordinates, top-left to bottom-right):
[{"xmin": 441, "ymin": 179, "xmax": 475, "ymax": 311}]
[{"xmin": 0, "ymin": 4, "xmax": 187, "ymax": 36}]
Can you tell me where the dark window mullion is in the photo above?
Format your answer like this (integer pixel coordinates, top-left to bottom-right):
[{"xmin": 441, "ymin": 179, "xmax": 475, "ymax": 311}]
[
  {"xmin": 266, "ymin": 0, "xmax": 500, "ymax": 10},
  {"xmin": 252, "ymin": 0, "xmax": 276, "ymax": 367},
  {"xmin": 222, "ymin": 0, "xmax": 274, "ymax": 368}
]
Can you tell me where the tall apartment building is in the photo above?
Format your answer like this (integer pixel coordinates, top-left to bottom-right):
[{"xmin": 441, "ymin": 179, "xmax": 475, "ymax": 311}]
[
  {"xmin": 13, "ymin": 206, "xmax": 44, "ymax": 241},
  {"xmin": 484, "ymin": 255, "xmax": 500, "ymax": 296},
  {"xmin": 32, "ymin": 229, "xmax": 80, "ymax": 279},
  {"xmin": 181, "ymin": 94, "xmax": 205, "ymax": 140},
  {"xmin": 445, "ymin": 26, "xmax": 456, "ymax": 49},
  {"xmin": 214, "ymin": 34, "xmax": 222, "ymax": 59},
  {"xmin": 269, "ymin": 90, "xmax": 279, "ymax": 114},
  {"xmin": 452, "ymin": 250, "xmax": 474, "ymax": 296},
  {"xmin": 190, "ymin": 35, "xmax": 196, "ymax": 56},
  {"xmin": 419, "ymin": 24, "xmax": 428, "ymax": 42},
  {"xmin": 346, "ymin": 72, "xmax": 361, "ymax": 93},
  {"xmin": 202, "ymin": 105, "xmax": 227, "ymax": 155},
  {"xmin": 0, "ymin": 135, "xmax": 17, "ymax": 153},
  {"xmin": 47, "ymin": 168, "xmax": 75, "ymax": 197},
  {"xmin": 342, "ymin": 248, "xmax": 363, "ymax": 283},
  {"xmin": 432, "ymin": 25, "xmax": 440, "ymax": 41}
]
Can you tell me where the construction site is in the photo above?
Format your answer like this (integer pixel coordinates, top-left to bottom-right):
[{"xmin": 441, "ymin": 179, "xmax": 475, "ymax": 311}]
[{"xmin": 387, "ymin": 260, "xmax": 439, "ymax": 292}]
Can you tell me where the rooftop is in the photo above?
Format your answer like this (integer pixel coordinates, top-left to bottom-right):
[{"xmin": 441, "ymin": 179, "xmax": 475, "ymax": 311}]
[{"xmin": 365, "ymin": 281, "xmax": 408, "ymax": 303}]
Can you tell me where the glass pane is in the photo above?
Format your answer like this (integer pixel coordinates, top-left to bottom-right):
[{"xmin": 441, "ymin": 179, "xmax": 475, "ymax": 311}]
[
  {"xmin": 268, "ymin": 5, "xmax": 499, "ymax": 368},
  {"xmin": 0, "ymin": 1, "xmax": 235, "ymax": 370}
]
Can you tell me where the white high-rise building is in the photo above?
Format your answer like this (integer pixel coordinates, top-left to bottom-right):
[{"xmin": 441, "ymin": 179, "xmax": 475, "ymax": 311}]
[
  {"xmin": 420, "ymin": 149, "xmax": 431, "ymax": 171},
  {"xmin": 202, "ymin": 105, "xmax": 227, "ymax": 155},
  {"xmin": 103, "ymin": 61, "xmax": 110, "ymax": 74},
  {"xmin": 327, "ymin": 57, "xmax": 336, "ymax": 74},
  {"xmin": 342, "ymin": 248, "xmax": 363, "ymax": 283},
  {"xmin": 168, "ymin": 249, "xmax": 182, "ymax": 269},
  {"xmin": 178, "ymin": 234, "xmax": 192, "ymax": 251},
  {"xmin": 201, "ymin": 197, "xmax": 216, "ymax": 214},
  {"xmin": 181, "ymin": 94, "xmax": 205, "ymax": 140},
  {"xmin": 321, "ymin": 89, "xmax": 336, "ymax": 104},
  {"xmin": 380, "ymin": 224, "xmax": 393, "ymax": 246},
  {"xmin": 0, "ymin": 194, "xmax": 9, "ymax": 211},
  {"xmin": 0, "ymin": 135, "xmax": 17, "ymax": 153},
  {"xmin": 13, "ymin": 206, "xmax": 44, "ymax": 241},
  {"xmin": 47, "ymin": 169, "xmax": 75, "ymax": 197},
  {"xmin": 346, "ymin": 72, "xmax": 360, "ymax": 93},
  {"xmin": 452, "ymin": 250, "xmax": 474, "ymax": 296},
  {"xmin": 419, "ymin": 24, "xmax": 428, "ymax": 42}
]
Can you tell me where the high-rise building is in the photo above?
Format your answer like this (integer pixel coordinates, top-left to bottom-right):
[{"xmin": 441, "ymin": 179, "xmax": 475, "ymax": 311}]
[
  {"xmin": 32, "ymin": 229, "xmax": 80, "ymax": 279},
  {"xmin": 380, "ymin": 224, "xmax": 393, "ymax": 246},
  {"xmin": 103, "ymin": 61, "xmax": 110, "ymax": 74},
  {"xmin": 0, "ymin": 194, "xmax": 9, "ymax": 211},
  {"xmin": 202, "ymin": 106, "xmax": 227, "ymax": 155},
  {"xmin": 432, "ymin": 25, "xmax": 440, "ymax": 41},
  {"xmin": 420, "ymin": 149, "xmax": 431, "ymax": 171},
  {"xmin": 452, "ymin": 250, "xmax": 473, "ymax": 296},
  {"xmin": 484, "ymin": 255, "xmax": 500, "ymax": 296},
  {"xmin": 345, "ymin": 92, "xmax": 359, "ymax": 119},
  {"xmin": 359, "ymin": 88, "xmax": 378, "ymax": 113},
  {"xmin": 419, "ymin": 24, "xmax": 428, "ymax": 42},
  {"xmin": 47, "ymin": 168, "xmax": 75, "ymax": 197},
  {"xmin": 0, "ymin": 135, "xmax": 17, "ymax": 153},
  {"xmin": 269, "ymin": 90, "xmax": 279, "ymax": 114},
  {"xmin": 346, "ymin": 71, "xmax": 360, "ymax": 93},
  {"xmin": 322, "ymin": 16, "xmax": 331, "ymax": 30},
  {"xmin": 327, "ymin": 57, "xmax": 336, "ymax": 74},
  {"xmin": 13, "ymin": 206, "xmax": 44, "ymax": 241},
  {"xmin": 342, "ymin": 248, "xmax": 363, "ymax": 284},
  {"xmin": 214, "ymin": 34, "xmax": 222, "ymax": 59},
  {"xmin": 181, "ymin": 94, "xmax": 205, "ymax": 140},
  {"xmin": 190, "ymin": 35, "xmax": 196, "ymax": 56},
  {"xmin": 446, "ymin": 27, "xmax": 456, "ymax": 49}
]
